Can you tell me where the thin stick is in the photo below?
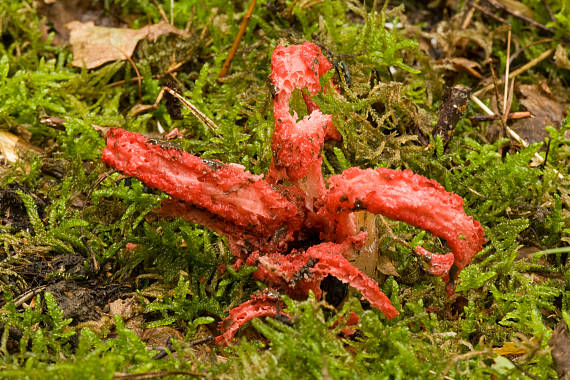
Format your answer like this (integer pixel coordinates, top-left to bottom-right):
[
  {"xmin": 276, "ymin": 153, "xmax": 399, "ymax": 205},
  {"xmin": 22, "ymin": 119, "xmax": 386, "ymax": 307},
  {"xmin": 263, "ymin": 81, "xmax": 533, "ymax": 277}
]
[
  {"xmin": 486, "ymin": 0, "xmax": 555, "ymax": 34},
  {"xmin": 151, "ymin": 0, "xmax": 169, "ymax": 24},
  {"xmin": 501, "ymin": 77, "xmax": 515, "ymax": 125},
  {"xmin": 218, "ymin": 0, "xmax": 257, "ymax": 79},
  {"xmin": 509, "ymin": 38, "xmax": 553, "ymax": 64},
  {"xmin": 470, "ymin": 94, "xmax": 563, "ymax": 179},
  {"xmin": 470, "ymin": 111, "xmax": 532, "ymax": 121},
  {"xmin": 163, "ymin": 86, "xmax": 221, "ymax": 136},
  {"xmin": 14, "ymin": 286, "xmax": 47, "ymax": 307},
  {"xmin": 502, "ymin": 28, "xmax": 511, "ymax": 115},
  {"xmin": 461, "ymin": 4, "xmax": 475, "ymax": 29},
  {"xmin": 473, "ymin": 48, "xmax": 554, "ymax": 97},
  {"xmin": 124, "ymin": 53, "xmax": 143, "ymax": 100},
  {"xmin": 471, "ymin": 2, "xmax": 507, "ymax": 24},
  {"xmin": 541, "ymin": 0, "xmax": 556, "ymax": 23},
  {"xmin": 185, "ymin": 5, "xmax": 196, "ymax": 34},
  {"xmin": 471, "ymin": 95, "xmax": 494, "ymax": 116},
  {"xmin": 170, "ymin": 0, "xmax": 174, "ymax": 25}
]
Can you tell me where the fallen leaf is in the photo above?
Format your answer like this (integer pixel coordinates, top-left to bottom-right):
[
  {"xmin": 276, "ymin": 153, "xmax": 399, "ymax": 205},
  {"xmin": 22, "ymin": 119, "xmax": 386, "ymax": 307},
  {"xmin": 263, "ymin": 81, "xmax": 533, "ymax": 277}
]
[
  {"xmin": 0, "ymin": 130, "xmax": 42, "ymax": 163},
  {"xmin": 351, "ymin": 211, "xmax": 380, "ymax": 279},
  {"xmin": 492, "ymin": 341, "xmax": 528, "ymax": 356},
  {"xmin": 108, "ymin": 296, "xmax": 138, "ymax": 320},
  {"xmin": 142, "ymin": 326, "xmax": 184, "ymax": 346},
  {"xmin": 549, "ymin": 321, "xmax": 570, "ymax": 380},
  {"xmin": 351, "ymin": 211, "xmax": 400, "ymax": 280},
  {"xmin": 66, "ymin": 21, "xmax": 187, "ymax": 69},
  {"xmin": 38, "ymin": 0, "xmax": 120, "ymax": 45},
  {"xmin": 438, "ymin": 57, "xmax": 483, "ymax": 79},
  {"xmin": 377, "ymin": 254, "xmax": 400, "ymax": 277},
  {"xmin": 510, "ymin": 83, "xmax": 567, "ymax": 143},
  {"xmin": 495, "ymin": 0, "xmax": 536, "ymax": 18}
]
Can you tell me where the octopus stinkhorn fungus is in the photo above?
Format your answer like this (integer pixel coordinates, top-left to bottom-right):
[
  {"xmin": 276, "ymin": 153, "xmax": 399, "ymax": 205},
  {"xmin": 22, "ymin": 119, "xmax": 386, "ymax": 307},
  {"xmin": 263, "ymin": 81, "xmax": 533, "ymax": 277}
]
[{"xmin": 101, "ymin": 42, "xmax": 485, "ymax": 344}]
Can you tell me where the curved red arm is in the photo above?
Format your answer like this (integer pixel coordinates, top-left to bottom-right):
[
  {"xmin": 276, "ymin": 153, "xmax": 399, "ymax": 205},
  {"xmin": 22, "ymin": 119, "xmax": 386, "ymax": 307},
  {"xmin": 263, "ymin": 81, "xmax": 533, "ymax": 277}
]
[{"xmin": 322, "ymin": 167, "xmax": 486, "ymax": 282}]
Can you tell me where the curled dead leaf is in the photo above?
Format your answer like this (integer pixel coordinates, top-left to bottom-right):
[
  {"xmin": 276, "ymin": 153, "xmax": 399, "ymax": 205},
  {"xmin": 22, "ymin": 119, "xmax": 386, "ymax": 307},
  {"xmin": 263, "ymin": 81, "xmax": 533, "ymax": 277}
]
[{"xmin": 66, "ymin": 21, "xmax": 187, "ymax": 69}]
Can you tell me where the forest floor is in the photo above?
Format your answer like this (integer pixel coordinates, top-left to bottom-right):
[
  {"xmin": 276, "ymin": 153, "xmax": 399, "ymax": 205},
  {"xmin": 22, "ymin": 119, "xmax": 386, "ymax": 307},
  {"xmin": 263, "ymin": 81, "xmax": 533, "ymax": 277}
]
[{"xmin": 0, "ymin": 0, "xmax": 569, "ymax": 379}]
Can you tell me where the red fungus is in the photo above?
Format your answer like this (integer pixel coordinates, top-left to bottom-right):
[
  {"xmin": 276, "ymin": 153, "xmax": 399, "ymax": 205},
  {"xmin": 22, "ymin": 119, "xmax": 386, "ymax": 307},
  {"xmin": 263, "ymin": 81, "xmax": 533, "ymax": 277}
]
[
  {"xmin": 101, "ymin": 41, "xmax": 485, "ymax": 343},
  {"xmin": 215, "ymin": 293, "xmax": 286, "ymax": 345}
]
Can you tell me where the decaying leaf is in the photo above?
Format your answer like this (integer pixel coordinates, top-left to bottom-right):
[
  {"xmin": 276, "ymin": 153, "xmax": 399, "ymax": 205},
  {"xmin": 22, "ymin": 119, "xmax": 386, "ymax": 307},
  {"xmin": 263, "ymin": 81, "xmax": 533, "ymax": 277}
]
[
  {"xmin": 38, "ymin": 0, "xmax": 121, "ymax": 45},
  {"xmin": 437, "ymin": 57, "xmax": 483, "ymax": 78},
  {"xmin": 0, "ymin": 130, "xmax": 41, "ymax": 163},
  {"xmin": 66, "ymin": 21, "xmax": 187, "ymax": 69},
  {"xmin": 494, "ymin": 0, "xmax": 536, "ymax": 18},
  {"xmin": 510, "ymin": 83, "xmax": 567, "ymax": 143},
  {"xmin": 108, "ymin": 296, "xmax": 138, "ymax": 320},
  {"xmin": 492, "ymin": 341, "xmax": 529, "ymax": 356},
  {"xmin": 142, "ymin": 326, "xmax": 184, "ymax": 346},
  {"xmin": 350, "ymin": 211, "xmax": 380, "ymax": 279}
]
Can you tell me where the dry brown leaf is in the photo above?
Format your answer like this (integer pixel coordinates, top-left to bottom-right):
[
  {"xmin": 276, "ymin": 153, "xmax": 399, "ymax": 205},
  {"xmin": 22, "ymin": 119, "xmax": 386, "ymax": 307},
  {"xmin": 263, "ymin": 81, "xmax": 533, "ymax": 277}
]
[
  {"xmin": 66, "ymin": 21, "xmax": 187, "ymax": 69},
  {"xmin": 554, "ymin": 44, "xmax": 570, "ymax": 70},
  {"xmin": 140, "ymin": 281, "xmax": 173, "ymax": 299},
  {"xmin": 351, "ymin": 211, "xmax": 380, "ymax": 279},
  {"xmin": 492, "ymin": 342, "xmax": 528, "ymax": 356},
  {"xmin": 108, "ymin": 296, "xmax": 138, "ymax": 320},
  {"xmin": 142, "ymin": 326, "xmax": 184, "ymax": 346},
  {"xmin": 495, "ymin": 0, "xmax": 536, "ymax": 18},
  {"xmin": 377, "ymin": 255, "xmax": 400, "ymax": 277},
  {"xmin": 448, "ymin": 57, "xmax": 483, "ymax": 78},
  {"xmin": 0, "ymin": 130, "xmax": 42, "ymax": 163},
  {"xmin": 510, "ymin": 83, "xmax": 567, "ymax": 143},
  {"xmin": 549, "ymin": 321, "xmax": 570, "ymax": 380},
  {"xmin": 350, "ymin": 211, "xmax": 400, "ymax": 280},
  {"xmin": 38, "ymin": 0, "xmax": 121, "ymax": 45}
]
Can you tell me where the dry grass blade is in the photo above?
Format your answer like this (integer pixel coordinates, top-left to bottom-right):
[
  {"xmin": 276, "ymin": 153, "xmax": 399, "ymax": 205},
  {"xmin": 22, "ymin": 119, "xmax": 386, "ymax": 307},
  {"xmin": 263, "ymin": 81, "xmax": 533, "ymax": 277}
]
[
  {"xmin": 473, "ymin": 48, "xmax": 554, "ymax": 97},
  {"xmin": 163, "ymin": 86, "xmax": 221, "ymax": 136},
  {"xmin": 218, "ymin": 0, "xmax": 257, "ymax": 79},
  {"xmin": 502, "ymin": 28, "xmax": 511, "ymax": 115}
]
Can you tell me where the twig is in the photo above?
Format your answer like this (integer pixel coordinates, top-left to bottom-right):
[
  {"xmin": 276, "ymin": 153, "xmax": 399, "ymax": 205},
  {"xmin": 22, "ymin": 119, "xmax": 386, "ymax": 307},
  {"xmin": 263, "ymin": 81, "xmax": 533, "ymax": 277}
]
[
  {"xmin": 13, "ymin": 286, "xmax": 46, "ymax": 307},
  {"xmin": 471, "ymin": 2, "xmax": 507, "ymax": 24},
  {"xmin": 473, "ymin": 48, "xmax": 554, "ymax": 97},
  {"xmin": 470, "ymin": 94, "xmax": 563, "ymax": 179},
  {"xmin": 185, "ymin": 5, "xmax": 196, "ymax": 34},
  {"xmin": 162, "ymin": 86, "xmax": 221, "ymax": 136},
  {"xmin": 502, "ymin": 28, "xmax": 511, "ymax": 115},
  {"xmin": 486, "ymin": 0, "xmax": 555, "ymax": 34},
  {"xmin": 151, "ymin": 0, "xmax": 169, "ymax": 24},
  {"xmin": 218, "ymin": 0, "xmax": 257, "ymax": 79},
  {"xmin": 470, "ymin": 111, "xmax": 532, "ymax": 121},
  {"xmin": 541, "ymin": 0, "xmax": 556, "ymax": 23},
  {"xmin": 461, "ymin": 3, "xmax": 476, "ymax": 29},
  {"xmin": 508, "ymin": 38, "xmax": 553, "ymax": 64},
  {"xmin": 129, "ymin": 87, "xmax": 165, "ymax": 117},
  {"xmin": 501, "ymin": 78, "xmax": 515, "ymax": 126},
  {"xmin": 124, "ymin": 53, "xmax": 143, "ymax": 100}
]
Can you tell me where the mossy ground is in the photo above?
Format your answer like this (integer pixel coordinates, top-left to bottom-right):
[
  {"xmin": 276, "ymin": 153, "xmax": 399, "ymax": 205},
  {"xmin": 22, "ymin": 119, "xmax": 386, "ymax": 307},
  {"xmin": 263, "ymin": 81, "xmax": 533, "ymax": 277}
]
[{"xmin": 0, "ymin": 0, "xmax": 569, "ymax": 379}]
